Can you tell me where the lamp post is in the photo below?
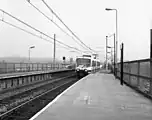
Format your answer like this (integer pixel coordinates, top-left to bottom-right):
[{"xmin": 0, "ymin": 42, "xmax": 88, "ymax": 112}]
[
  {"xmin": 107, "ymin": 33, "xmax": 116, "ymax": 76},
  {"xmin": 28, "ymin": 46, "xmax": 35, "ymax": 71},
  {"xmin": 106, "ymin": 36, "xmax": 108, "ymax": 69},
  {"xmin": 106, "ymin": 46, "xmax": 114, "ymax": 72},
  {"xmin": 105, "ymin": 8, "xmax": 118, "ymax": 68},
  {"xmin": 29, "ymin": 46, "xmax": 35, "ymax": 62}
]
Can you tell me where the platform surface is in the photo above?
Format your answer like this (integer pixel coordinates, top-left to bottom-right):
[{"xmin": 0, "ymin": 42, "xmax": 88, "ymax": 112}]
[{"xmin": 30, "ymin": 72, "xmax": 152, "ymax": 120}]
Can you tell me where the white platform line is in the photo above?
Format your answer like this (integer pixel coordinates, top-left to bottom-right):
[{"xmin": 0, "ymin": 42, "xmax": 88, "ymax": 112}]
[{"xmin": 29, "ymin": 75, "xmax": 89, "ymax": 120}]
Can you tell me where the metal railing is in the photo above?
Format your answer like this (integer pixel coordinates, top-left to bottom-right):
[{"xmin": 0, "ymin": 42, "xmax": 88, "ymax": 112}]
[
  {"xmin": 0, "ymin": 62, "xmax": 69, "ymax": 74},
  {"xmin": 116, "ymin": 58, "xmax": 152, "ymax": 97}
]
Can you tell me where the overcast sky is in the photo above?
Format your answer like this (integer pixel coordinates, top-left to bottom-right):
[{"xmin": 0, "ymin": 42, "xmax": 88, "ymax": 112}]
[{"xmin": 0, "ymin": 0, "xmax": 152, "ymax": 62}]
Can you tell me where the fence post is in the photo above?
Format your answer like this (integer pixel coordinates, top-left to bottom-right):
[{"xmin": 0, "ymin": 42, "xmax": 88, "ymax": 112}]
[
  {"xmin": 26, "ymin": 63, "xmax": 28, "ymax": 72},
  {"xmin": 5, "ymin": 62, "xmax": 7, "ymax": 73},
  {"xmin": 46, "ymin": 64, "xmax": 47, "ymax": 70},
  {"xmin": 114, "ymin": 33, "xmax": 116, "ymax": 77},
  {"xmin": 42, "ymin": 64, "xmax": 43, "ymax": 71},
  {"xmin": 150, "ymin": 29, "xmax": 152, "ymax": 94},
  {"xmin": 32, "ymin": 63, "xmax": 34, "ymax": 71},
  {"xmin": 37, "ymin": 63, "xmax": 39, "ymax": 71},
  {"xmin": 150, "ymin": 59, "xmax": 152, "ymax": 94},
  {"xmin": 116, "ymin": 63, "xmax": 119, "ymax": 78},
  {"xmin": 13, "ymin": 63, "xmax": 15, "ymax": 72},
  {"xmin": 120, "ymin": 43, "xmax": 124, "ymax": 85},
  {"xmin": 128, "ymin": 63, "xmax": 131, "ymax": 84},
  {"xmin": 115, "ymin": 64, "xmax": 117, "ymax": 77},
  {"xmin": 137, "ymin": 61, "xmax": 140, "ymax": 88},
  {"xmin": 20, "ymin": 62, "xmax": 22, "ymax": 72}
]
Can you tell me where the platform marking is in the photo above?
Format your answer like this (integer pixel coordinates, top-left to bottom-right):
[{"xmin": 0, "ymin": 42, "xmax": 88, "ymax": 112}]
[
  {"xmin": 84, "ymin": 95, "xmax": 90, "ymax": 105},
  {"xmin": 29, "ymin": 75, "xmax": 89, "ymax": 120}
]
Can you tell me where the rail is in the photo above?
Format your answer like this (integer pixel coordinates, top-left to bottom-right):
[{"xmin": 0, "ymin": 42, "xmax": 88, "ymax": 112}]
[
  {"xmin": 116, "ymin": 58, "xmax": 152, "ymax": 97},
  {"xmin": 0, "ymin": 74, "xmax": 77, "ymax": 119}
]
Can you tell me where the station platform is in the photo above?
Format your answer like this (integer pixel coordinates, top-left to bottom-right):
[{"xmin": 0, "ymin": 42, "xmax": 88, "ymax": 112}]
[
  {"xmin": 0, "ymin": 69, "xmax": 68, "ymax": 79},
  {"xmin": 30, "ymin": 71, "xmax": 152, "ymax": 120}
]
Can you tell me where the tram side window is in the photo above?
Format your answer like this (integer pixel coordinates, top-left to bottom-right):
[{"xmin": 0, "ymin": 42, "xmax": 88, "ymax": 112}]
[
  {"xmin": 97, "ymin": 62, "xmax": 100, "ymax": 66},
  {"xmin": 92, "ymin": 61, "xmax": 96, "ymax": 67}
]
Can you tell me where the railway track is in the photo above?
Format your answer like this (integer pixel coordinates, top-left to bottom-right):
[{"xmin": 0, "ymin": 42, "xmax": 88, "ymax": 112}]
[{"xmin": 0, "ymin": 75, "xmax": 78, "ymax": 120}]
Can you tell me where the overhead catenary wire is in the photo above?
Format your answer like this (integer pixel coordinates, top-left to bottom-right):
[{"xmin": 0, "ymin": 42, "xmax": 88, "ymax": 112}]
[
  {"xmin": 41, "ymin": 0, "xmax": 96, "ymax": 54},
  {"xmin": 26, "ymin": 1, "xmax": 88, "ymax": 51},
  {"xmin": 0, "ymin": 19, "xmax": 72, "ymax": 51},
  {"xmin": 0, "ymin": 9, "xmax": 86, "ymax": 53},
  {"xmin": 0, "ymin": 19, "xmax": 86, "ymax": 55}
]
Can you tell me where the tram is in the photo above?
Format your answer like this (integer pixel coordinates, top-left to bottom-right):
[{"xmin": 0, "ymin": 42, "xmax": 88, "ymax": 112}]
[{"xmin": 75, "ymin": 55, "xmax": 100, "ymax": 78}]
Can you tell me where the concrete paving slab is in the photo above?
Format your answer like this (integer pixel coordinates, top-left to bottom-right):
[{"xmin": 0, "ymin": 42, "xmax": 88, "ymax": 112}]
[{"xmin": 30, "ymin": 72, "xmax": 152, "ymax": 120}]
